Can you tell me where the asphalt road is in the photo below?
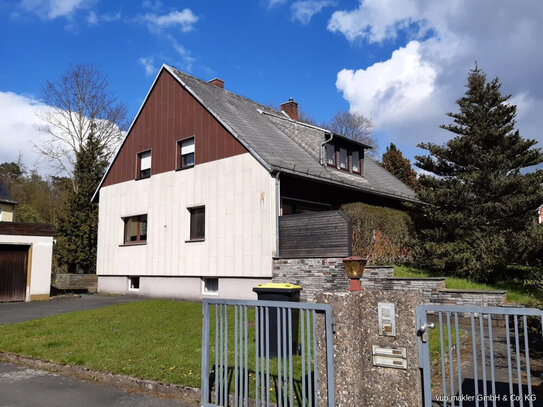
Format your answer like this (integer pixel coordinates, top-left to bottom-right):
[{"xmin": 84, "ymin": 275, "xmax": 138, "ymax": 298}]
[
  {"xmin": 0, "ymin": 294, "xmax": 144, "ymax": 325},
  {"xmin": 0, "ymin": 294, "xmax": 198, "ymax": 406},
  {"xmin": 0, "ymin": 362, "xmax": 195, "ymax": 407}
]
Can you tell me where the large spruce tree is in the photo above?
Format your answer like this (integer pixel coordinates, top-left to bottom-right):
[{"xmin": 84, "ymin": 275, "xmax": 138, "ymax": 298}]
[
  {"xmin": 55, "ymin": 122, "xmax": 108, "ymax": 274},
  {"xmin": 415, "ymin": 66, "xmax": 543, "ymax": 281}
]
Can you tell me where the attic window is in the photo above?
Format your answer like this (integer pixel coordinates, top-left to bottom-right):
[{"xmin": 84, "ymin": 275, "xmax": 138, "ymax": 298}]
[
  {"xmin": 137, "ymin": 150, "xmax": 151, "ymax": 179},
  {"xmin": 339, "ymin": 147, "xmax": 348, "ymax": 170},
  {"xmin": 352, "ymin": 150, "xmax": 361, "ymax": 174},
  {"xmin": 325, "ymin": 144, "xmax": 336, "ymax": 167},
  {"xmin": 178, "ymin": 137, "xmax": 195, "ymax": 169}
]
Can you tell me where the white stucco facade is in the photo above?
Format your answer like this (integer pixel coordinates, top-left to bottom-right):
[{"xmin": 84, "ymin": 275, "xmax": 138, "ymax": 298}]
[
  {"xmin": 0, "ymin": 234, "xmax": 53, "ymax": 301},
  {"xmin": 96, "ymin": 153, "xmax": 277, "ymax": 297}
]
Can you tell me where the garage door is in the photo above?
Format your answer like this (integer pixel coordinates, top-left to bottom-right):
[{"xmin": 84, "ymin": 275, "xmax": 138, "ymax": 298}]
[{"xmin": 0, "ymin": 245, "xmax": 29, "ymax": 302}]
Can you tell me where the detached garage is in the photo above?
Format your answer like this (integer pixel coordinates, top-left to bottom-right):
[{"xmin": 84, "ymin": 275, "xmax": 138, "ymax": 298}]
[{"xmin": 0, "ymin": 223, "xmax": 55, "ymax": 302}]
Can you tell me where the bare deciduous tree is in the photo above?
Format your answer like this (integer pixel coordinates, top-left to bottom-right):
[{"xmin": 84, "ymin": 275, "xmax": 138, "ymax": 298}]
[
  {"xmin": 325, "ymin": 111, "xmax": 377, "ymax": 156},
  {"xmin": 36, "ymin": 64, "xmax": 128, "ymax": 190}
]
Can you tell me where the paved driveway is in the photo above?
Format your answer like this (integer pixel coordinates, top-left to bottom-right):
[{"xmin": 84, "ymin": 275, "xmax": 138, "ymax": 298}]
[
  {"xmin": 0, "ymin": 294, "xmax": 143, "ymax": 324},
  {"xmin": 0, "ymin": 362, "xmax": 196, "ymax": 406}
]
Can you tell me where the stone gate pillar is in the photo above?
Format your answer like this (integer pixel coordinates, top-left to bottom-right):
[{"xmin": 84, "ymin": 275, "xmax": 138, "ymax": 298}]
[{"xmin": 315, "ymin": 289, "xmax": 423, "ymax": 407}]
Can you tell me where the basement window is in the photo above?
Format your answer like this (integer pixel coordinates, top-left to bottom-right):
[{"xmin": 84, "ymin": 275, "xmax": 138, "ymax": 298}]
[
  {"xmin": 123, "ymin": 215, "xmax": 147, "ymax": 244},
  {"xmin": 128, "ymin": 276, "xmax": 140, "ymax": 291},
  {"xmin": 202, "ymin": 278, "xmax": 218, "ymax": 295},
  {"xmin": 137, "ymin": 150, "xmax": 152, "ymax": 179}
]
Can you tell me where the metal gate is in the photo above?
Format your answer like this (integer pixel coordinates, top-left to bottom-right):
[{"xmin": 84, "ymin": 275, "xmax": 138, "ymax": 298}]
[
  {"xmin": 201, "ymin": 298, "xmax": 335, "ymax": 406},
  {"xmin": 0, "ymin": 244, "xmax": 29, "ymax": 302},
  {"xmin": 416, "ymin": 304, "xmax": 543, "ymax": 407}
]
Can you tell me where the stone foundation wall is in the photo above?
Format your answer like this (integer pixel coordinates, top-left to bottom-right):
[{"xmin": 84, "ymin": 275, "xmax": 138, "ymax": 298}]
[
  {"xmin": 272, "ymin": 258, "xmax": 349, "ymax": 302},
  {"xmin": 273, "ymin": 258, "xmax": 506, "ymax": 307}
]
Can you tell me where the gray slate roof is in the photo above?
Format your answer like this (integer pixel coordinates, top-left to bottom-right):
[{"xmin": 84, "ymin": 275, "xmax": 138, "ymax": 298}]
[
  {"xmin": 168, "ymin": 66, "xmax": 418, "ymax": 203},
  {"xmin": 0, "ymin": 179, "xmax": 17, "ymax": 205}
]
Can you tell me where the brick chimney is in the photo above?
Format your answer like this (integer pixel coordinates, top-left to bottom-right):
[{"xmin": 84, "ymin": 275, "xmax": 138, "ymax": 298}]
[
  {"xmin": 208, "ymin": 78, "xmax": 224, "ymax": 88},
  {"xmin": 280, "ymin": 97, "xmax": 298, "ymax": 121}
]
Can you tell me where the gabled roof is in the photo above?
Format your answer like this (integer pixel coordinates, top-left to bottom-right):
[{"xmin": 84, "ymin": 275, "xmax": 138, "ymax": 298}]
[
  {"xmin": 0, "ymin": 179, "xmax": 17, "ymax": 205},
  {"xmin": 95, "ymin": 65, "xmax": 419, "ymax": 203},
  {"xmin": 167, "ymin": 66, "xmax": 418, "ymax": 203}
]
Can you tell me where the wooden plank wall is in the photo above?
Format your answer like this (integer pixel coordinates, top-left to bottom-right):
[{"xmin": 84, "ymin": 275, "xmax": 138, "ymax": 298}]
[
  {"xmin": 278, "ymin": 211, "xmax": 352, "ymax": 258},
  {"xmin": 0, "ymin": 222, "xmax": 55, "ymax": 237}
]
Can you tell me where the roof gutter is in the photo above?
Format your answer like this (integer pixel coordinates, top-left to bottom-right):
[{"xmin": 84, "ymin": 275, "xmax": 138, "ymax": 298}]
[
  {"xmin": 320, "ymin": 132, "xmax": 334, "ymax": 166},
  {"xmin": 275, "ymin": 172, "xmax": 281, "ymax": 258}
]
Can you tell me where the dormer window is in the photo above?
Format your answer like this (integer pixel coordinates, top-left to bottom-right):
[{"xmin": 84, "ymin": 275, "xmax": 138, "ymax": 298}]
[
  {"xmin": 137, "ymin": 150, "xmax": 151, "ymax": 179},
  {"xmin": 352, "ymin": 150, "xmax": 361, "ymax": 174},
  {"xmin": 326, "ymin": 144, "xmax": 336, "ymax": 167},
  {"xmin": 339, "ymin": 147, "xmax": 348, "ymax": 171},
  {"xmin": 324, "ymin": 140, "xmax": 363, "ymax": 176}
]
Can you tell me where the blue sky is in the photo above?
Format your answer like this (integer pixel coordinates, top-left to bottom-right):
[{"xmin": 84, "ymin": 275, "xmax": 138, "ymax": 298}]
[{"xmin": 2, "ymin": 0, "xmax": 543, "ymax": 175}]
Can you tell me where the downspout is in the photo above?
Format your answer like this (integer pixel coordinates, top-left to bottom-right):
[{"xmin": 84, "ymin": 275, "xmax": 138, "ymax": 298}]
[
  {"xmin": 275, "ymin": 172, "xmax": 281, "ymax": 258},
  {"xmin": 320, "ymin": 132, "xmax": 334, "ymax": 165}
]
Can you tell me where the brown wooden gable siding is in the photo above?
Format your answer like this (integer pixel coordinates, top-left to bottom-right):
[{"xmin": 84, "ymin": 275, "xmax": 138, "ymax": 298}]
[{"xmin": 103, "ymin": 70, "xmax": 248, "ymax": 187}]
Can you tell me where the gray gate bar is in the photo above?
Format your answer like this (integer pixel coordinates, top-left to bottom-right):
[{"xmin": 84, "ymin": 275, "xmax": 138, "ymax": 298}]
[
  {"xmin": 201, "ymin": 298, "xmax": 335, "ymax": 407},
  {"xmin": 417, "ymin": 304, "xmax": 543, "ymax": 407}
]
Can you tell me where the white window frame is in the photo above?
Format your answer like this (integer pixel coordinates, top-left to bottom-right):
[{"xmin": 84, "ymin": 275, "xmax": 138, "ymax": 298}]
[
  {"xmin": 128, "ymin": 276, "xmax": 140, "ymax": 291},
  {"xmin": 352, "ymin": 150, "xmax": 360, "ymax": 173},
  {"xmin": 339, "ymin": 147, "xmax": 348, "ymax": 170},
  {"xmin": 202, "ymin": 278, "xmax": 219, "ymax": 295},
  {"xmin": 326, "ymin": 143, "xmax": 335, "ymax": 166}
]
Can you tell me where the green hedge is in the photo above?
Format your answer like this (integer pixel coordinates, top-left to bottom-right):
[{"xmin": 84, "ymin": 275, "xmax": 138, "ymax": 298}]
[{"xmin": 341, "ymin": 202, "xmax": 415, "ymax": 265}]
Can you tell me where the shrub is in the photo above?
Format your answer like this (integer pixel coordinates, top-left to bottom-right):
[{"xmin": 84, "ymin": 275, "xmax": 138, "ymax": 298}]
[{"xmin": 340, "ymin": 202, "xmax": 416, "ymax": 265}]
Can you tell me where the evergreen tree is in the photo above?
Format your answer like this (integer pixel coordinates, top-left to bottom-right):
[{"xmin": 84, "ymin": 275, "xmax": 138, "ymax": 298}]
[
  {"xmin": 55, "ymin": 121, "xmax": 108, "ymax": 273},
  {"xmin": 415, "ymin": 66, "xmax": 543, "ymax": 281},
  {"xmin": 382, "ymin": 143, "xmax": 419, "ymax": 191}
]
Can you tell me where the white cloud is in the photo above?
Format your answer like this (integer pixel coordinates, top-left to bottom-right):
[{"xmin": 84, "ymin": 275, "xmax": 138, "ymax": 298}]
[
  {"xmin": 18, "ymin": 0, "xmax": 89, "ymax": 20},
  {"xmin": 268, "ymin": 0, "xmax": 287, "ymax": 8},
  {"xmin": 291, "ymin": 0, "xmax": 336, "ymax": 24},
  {"xmin": 142, "ymin": 0, "xmax": 162, "ymax": 10},
  {"xmin": 328, "ymin": 0, "xmax": 425, "ymax": 43},
  {"xmin": 139, "ymin": 56, "xmax": 157, "ymax": 76},
  {"xmin": 337, "ymin": 41, "xmax": 438, "ymax": 127},
  {"xmin": 87, "ymin": 9, "xmax": 120, "ymax": 26},
  {"xmin": 169, "ymin": 38, "xmax": 196, "ymax": 72},
  {"xmin": 144, "ymin": 9, "xmax": 198, "ymax": 33},
  {"xmin": 329, "ymin": 0, "xmax": 543, "ymax": 158},
  {"xmin": 0, "ymin": 91, "xmax": 53, "ymax": 172}
]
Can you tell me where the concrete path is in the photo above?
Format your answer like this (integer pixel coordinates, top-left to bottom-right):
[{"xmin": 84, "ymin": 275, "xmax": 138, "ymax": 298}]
[
  {"xmin": 0, "ymin": 294, "xmax": 143, "ymax": 325},
  {"xmin": 0, "ymin": 361, "xmax": 196, "ymax": 406}
]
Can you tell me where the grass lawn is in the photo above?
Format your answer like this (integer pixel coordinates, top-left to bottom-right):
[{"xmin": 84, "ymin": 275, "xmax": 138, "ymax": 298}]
[
  {"xmin": 0, "ymin": 300, "xmax": 203, "ymax": 388},
  {"xmin": 0, "ymin": 300, "xmax": 310, "ymax": 399},
  {"xmin": 394, "ymin": 265, "xmax": 543, "ymax": 307}
]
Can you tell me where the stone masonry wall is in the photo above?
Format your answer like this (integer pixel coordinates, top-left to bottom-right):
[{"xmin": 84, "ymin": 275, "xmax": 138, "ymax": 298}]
[
  {"xmin": 432, "ymin": 289, "xmax": 506, "ymax": 307},
  {"xmin": 52, "ymin": 274, "xmax": 98, "ymax": 293},
  {"xmin": 361, "ymin": 277, "xmax": 446, "ymax": 304},
  {"xmin": 272, "ymin": 258, "xmax": 506, "ymax": 307},
  {"xmin": 272, "ymin": 258, "xmax": 349, "ymax": 302}
]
